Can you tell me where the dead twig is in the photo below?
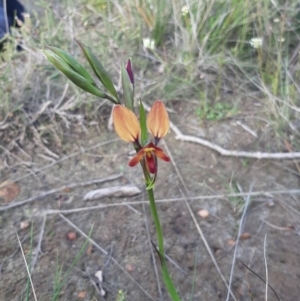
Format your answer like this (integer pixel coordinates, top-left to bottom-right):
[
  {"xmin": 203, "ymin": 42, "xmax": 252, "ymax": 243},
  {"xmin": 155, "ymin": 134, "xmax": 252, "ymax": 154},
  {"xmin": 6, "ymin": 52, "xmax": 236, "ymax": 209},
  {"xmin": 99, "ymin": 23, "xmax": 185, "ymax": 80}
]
[
  {"xmin": 141, "ymin": 101, "xmax": 300, "ymax": 159},
  {"xmin": 102, "ymin": 244, "xmax": 114, "ymax": 271},
  {"xmin": 261, "ymin": 219, "xmax": 291, "ymax": 231},
  {"xmin": 30, "ymin": 125, "xmax": 59, "ymax": 159},
  {"xmin": 170, "ymin": 122, "xmax": 300, "ymax": 159},
  {"xmin": 226, "ymin": 184, "xmax": 253, "ymax": 301},
  {"xmin": 264, "ymin": 234, "xmax": 268, "ymax": 301},
  {"xmin": 31, "ymin": 215, "xmax": 47, "ymax": 273},
  {"xmin": 238, "ymin": 260, "xmax": 281, "ymax": 301},
  {"xmin": 0, "ymin": 174, "xmax": 123, "ymax": 211},
  {"xmin": 53, "ymin": 83, "xmax": 70, "ymax": 110},
  {"xmin": 41, "ymin": 188, "xmax": 300, "ymax": 215},
  {"xmin": 83, "ymin": 185, "xmax": 141, "ymax": 201},
  {"xmin": 16, "ymin": 232, "xmax": 38, "ymax": 301}
]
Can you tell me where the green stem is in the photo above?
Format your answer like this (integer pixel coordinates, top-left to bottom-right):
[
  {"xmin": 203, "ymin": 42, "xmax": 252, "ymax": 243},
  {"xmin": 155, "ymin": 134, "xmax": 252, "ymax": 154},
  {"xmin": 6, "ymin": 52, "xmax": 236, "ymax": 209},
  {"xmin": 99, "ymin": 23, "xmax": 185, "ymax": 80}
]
[{"xmin": 147, "ymin": 188, "xmax": 181, "ymax": 301}]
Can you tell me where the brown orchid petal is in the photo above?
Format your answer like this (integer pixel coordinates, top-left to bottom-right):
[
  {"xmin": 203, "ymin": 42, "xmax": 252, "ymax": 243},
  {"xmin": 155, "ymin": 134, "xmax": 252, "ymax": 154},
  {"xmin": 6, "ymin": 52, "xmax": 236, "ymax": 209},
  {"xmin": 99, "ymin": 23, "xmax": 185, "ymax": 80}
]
[
  {"xmin": 153, "ymin": 145, "xmax": 170, "ymax": 162},
  {"xmin": 147, "ymin": 100, "xmax": 170, "ymax": 139},
  {"xmin": 128, "ymin": 149, "xmax": 145, "ymax": 167},
  {"xmin": 113, "ymin": 105, "xmax": 140, "ymax": 142},
  {"xmin": 128, "ymin": 143, "xmax": 169, "ymax": 173}
]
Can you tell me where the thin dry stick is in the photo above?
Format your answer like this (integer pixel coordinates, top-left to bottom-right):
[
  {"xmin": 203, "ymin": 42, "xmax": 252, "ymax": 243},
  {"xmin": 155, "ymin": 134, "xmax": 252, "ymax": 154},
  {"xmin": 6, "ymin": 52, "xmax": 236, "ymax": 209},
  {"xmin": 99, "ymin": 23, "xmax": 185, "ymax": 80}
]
[
  {"xmin": 264, "ymin": 234, "xmax": 269, "ymax": 301},
  {"xmin": 278, "ymin": 200, "xmax": 300, "ymax": 217},
  {"xmin": 170, "ymin": 122, "xmax": 300, "ymax": 159},
  {"xmin": 142, "ymin": 196, "xmax": 163, "ymax": 301},
  {"xmin": 226, "ymin": 184, "xmax": 253, "ymax": 301},
  {"xmin": 261, "ymin": 220, "xmax": 291, "ymax": 231},
  {"xmin": 40, "ymin": 188, "xmax": 300, "ymax": 215},
  {"xmin": 58, "ymin": 214, "xmax": 156, "ymax": 301},
  {"xmin": 16, "ymin": 232, "xmax": 38, "ymax": 301},
  {"xmin": 162, "ymin": 140, "xmax": 238, "ymax": 301},
  {"xmin": 30, "ymin": 125, "xmax": 59, "ymax": 159},
  {"xmin": 54, "ymin": 83, "xmax": 69, "ymax": 110},
  {"xmin": 31, "ymin": 215, "xmax": 46, "ymax": 273},
  {"xmin": 0, "ymin": 174, "xmax": 123, "ymax": 211}
]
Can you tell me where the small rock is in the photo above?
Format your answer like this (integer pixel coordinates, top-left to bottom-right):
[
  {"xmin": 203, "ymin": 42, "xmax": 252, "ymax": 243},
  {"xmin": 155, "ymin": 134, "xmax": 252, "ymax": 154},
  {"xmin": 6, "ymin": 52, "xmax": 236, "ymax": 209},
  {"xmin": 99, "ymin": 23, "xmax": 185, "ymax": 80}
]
[
  {"xmin": 66, "ymin": 231, "xmax": 77, "ymax": 241},
  {"xmin": 198, "ymin": 209, "xmax": 210, "ymax": 218},
  {"xmin": 227, "ymin": 239, "xmax": 236, "ymax": 246},
  {"xmin": 125, "ymin": 264, "xmax": 135, "ymax": 272},
  {"xmin": 95, "ymin": 270, "xmax": 103, "ymax": 282},
  {"xmin": 240, "ymin": 232, "xmax": 251, "ymax": 239},
  {"xmin": 215, "ymin": 249, "xmax": 222, "ymax": 256},
  {"xmin": 20, "ymin": 221, "xmax": 30, "ymax": 230},
  {"xmin": 77, "ymin": 291, "xmax": 86, "ymax": 299},
  {"xmin": 86, "ymin": 244, "xmax": 93, "ymax": 256}
]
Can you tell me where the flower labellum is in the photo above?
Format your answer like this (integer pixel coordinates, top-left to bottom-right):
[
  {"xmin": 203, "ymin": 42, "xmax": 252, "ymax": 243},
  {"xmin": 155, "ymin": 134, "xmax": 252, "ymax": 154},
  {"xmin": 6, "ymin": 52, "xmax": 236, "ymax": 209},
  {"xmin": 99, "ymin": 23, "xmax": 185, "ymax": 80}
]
[{"xmin": 129, "ymin": 142, "xmax": 170, "ymax": 174}]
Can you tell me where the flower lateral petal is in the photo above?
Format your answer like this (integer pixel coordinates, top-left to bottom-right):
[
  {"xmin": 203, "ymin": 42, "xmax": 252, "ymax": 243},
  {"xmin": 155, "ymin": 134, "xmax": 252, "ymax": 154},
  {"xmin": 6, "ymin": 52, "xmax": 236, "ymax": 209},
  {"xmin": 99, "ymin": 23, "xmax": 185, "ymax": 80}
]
[
  {"xmin": 128, "ymin": 148, "xmax": 145, "ymax": 167},
  {"xmin": 153, "ymin": 145, "xmax": 170, "ymax": 162},
  {"xmin": 113, "ymin": 105, "xmax": 140, "ymax": 143},
  {"xmin": 147, "ymin": 100, "xmax": 170, "ymax": 139}
]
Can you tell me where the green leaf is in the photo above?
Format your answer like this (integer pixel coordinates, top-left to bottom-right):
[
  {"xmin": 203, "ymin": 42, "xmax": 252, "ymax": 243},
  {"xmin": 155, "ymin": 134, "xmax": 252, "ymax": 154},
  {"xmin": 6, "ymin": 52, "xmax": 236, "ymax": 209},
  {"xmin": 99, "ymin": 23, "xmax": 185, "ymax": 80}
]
[
  {"xmin": 139, "ymin": 101, "xmax": 148, "ymax": 146},
  {"xmin": 47, "ymin": 46, "xmax": 95, "ymax": 85},
  {"xmin": 43, "ymin": 50, "xmax": 106, "ymax": 98},
  {"xmin": 75, "ymin": 39, "xmax": 120, "ymax": 103}
]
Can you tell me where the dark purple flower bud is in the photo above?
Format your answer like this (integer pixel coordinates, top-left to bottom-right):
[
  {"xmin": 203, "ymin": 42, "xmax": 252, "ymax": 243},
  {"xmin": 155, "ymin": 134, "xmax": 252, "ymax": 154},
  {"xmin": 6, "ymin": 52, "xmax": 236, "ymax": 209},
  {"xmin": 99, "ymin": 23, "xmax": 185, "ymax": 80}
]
[{"xmin": 126, "ymin": 58, "xmax": 134, "ymax": 86}]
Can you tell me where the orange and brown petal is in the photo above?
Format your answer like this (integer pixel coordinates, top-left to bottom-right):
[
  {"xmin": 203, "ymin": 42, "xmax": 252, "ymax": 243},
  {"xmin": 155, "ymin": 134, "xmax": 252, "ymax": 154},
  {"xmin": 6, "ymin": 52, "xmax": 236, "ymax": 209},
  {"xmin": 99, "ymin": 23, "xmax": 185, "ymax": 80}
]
[
  {"xmin": 128, "ymin": 149, "xmax": 145, "ymax": 167},
  {"xmin": 153, "ymin": 145, "xmax": 170, "ymax": 162},
  {"xmin": 147, "ymin": 100, "xmax": 170, "ymax": 139},
  {"xmin": 113, "ymin": 105, "xmax": 140, "ymax": 142}
]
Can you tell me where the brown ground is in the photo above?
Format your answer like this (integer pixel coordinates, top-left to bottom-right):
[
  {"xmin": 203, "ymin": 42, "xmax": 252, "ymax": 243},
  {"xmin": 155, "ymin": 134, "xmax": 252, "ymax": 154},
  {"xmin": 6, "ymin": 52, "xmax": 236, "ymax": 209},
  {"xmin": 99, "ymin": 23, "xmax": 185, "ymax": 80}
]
[{"xmin": 1, "ymin": 98, "xmax": 300, "ymax": 301}]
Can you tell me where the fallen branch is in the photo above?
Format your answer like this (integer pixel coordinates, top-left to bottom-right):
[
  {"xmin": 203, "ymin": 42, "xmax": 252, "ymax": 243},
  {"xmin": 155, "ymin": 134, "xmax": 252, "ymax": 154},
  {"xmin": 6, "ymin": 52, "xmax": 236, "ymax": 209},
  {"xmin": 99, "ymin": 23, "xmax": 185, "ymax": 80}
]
[
  {"xmin": 170, "ymin": 122, "xmax": 300, "ymax": 159},
  {"xmin": 41, "ymin": 188, "xmax": 300, "ymax": 215},
  {"xmin": 84, "ymin": 185, "xmax": 141, "ymax": 201}
]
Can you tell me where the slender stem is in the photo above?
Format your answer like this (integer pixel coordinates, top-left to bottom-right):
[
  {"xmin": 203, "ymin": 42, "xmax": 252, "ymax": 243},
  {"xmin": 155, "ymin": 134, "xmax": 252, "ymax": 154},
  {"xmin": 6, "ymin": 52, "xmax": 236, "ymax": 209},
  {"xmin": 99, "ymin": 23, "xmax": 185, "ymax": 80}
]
[
  {"xmin": 147, "ymin": 188, "xmax": 165, "ymax": 255},
  {"xmin": 146, "ymin": 187, "xmax": 181, "ymax": 301}
]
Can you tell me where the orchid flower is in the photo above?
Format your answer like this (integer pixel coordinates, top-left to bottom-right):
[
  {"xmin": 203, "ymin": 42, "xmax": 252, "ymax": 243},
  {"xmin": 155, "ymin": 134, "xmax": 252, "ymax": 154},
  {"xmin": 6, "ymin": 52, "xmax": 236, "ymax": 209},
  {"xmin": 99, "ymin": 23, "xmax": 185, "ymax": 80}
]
[{"xmin": 113, "ymin": 100, "xmax": 170, "ymax": 174}]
